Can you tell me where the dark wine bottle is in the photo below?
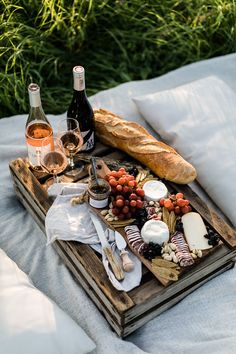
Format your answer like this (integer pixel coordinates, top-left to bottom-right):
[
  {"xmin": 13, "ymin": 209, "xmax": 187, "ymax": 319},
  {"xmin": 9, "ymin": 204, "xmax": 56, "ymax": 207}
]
[{"xmin": 67, "ymin": 66, "xmax": 95, "ymax": 152}]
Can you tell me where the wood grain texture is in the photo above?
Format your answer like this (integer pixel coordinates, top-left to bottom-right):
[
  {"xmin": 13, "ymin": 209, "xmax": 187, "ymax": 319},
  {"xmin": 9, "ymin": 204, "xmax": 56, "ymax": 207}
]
[{"xmin": 8, "ymin": 145, "xmax": 236, "ymax": 337}]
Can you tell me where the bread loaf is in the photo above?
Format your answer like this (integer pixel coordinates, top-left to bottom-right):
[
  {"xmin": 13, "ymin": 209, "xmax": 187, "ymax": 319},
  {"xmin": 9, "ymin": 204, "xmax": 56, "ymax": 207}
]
[{"xmin": 94, "ymin": 109, "xmax": 197, "ymax": 184}]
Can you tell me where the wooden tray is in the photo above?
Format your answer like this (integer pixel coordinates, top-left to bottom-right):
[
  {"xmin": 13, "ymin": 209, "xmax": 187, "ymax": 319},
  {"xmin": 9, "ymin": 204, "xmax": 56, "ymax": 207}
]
[{"xmin": 9, "ymin": 145, "xmax": 236, "ymax": 337}]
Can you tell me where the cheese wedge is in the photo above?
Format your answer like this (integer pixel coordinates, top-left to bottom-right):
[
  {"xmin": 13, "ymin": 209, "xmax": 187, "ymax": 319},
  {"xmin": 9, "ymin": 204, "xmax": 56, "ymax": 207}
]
[{"xmin": 182, "ymin": 212, "xmax": 212, "ymax": 250}]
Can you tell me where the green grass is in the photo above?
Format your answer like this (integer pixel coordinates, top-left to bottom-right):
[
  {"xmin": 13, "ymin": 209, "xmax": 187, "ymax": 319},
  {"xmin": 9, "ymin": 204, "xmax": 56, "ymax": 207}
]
[{"xmin": 0, "ymin": 0, "xmax": 235, "ymax": 118}]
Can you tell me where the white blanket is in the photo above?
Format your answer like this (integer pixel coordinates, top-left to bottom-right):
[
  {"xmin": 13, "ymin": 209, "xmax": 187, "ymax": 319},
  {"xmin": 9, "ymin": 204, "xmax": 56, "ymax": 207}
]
[{"xmin": 1, "ymin": 53, "xmax": 236, "ymax": 353}]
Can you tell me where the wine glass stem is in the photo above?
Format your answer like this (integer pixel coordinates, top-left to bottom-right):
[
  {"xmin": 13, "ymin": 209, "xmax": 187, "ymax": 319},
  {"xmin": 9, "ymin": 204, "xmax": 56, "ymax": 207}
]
[
  {"xmin": 53, "ymin": 173, "xmax": 58, "ymax": 184},
  {"xmin": 69, "ymin": 153, "xmax": 75, "ymax": 169}
]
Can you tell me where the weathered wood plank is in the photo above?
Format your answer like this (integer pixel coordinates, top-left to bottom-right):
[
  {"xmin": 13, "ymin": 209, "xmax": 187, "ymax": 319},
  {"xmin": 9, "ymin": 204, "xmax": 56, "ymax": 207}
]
[
  {"xmin": 9, "ymin": 158, "xmax": 51, "ymax": 213},
  {"xmin": 53, "ymin": 240, "xmax": 125, "ymax": 336}
]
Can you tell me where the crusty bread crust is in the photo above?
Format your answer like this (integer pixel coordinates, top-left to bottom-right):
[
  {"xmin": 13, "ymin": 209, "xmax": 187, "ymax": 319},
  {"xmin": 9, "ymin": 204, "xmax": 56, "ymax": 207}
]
[{"xmin": 94, "ymin": 109, "xmax": 197, "ymax": 184}]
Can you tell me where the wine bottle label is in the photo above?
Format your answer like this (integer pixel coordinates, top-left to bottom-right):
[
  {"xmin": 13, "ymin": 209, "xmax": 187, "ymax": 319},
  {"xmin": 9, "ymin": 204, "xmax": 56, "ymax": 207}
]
[
  {"xmin": 27, "ymin": 143, "xmax": 51, "ymax": 167},
  {"xmin": 81, "ymin": 130, "xmax": 94, "ymax": 151}
]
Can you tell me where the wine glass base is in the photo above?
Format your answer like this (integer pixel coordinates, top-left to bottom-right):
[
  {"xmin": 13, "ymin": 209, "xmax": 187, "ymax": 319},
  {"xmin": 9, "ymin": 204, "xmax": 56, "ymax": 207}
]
[
  {"xmin": 42, "ymin": 177, "xmax": 54, "ymax": 190},
  {"xmin": 64, "ymin": 163, "xmax": 84, "ymax": 180}
]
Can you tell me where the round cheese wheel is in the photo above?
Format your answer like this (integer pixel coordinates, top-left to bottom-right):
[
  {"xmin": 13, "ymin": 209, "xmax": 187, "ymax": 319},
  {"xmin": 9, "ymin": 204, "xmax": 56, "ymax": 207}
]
[
  {"xmin": 141, "ymin": 220, "xmax": 169, "ymax": 245},
  {"xmin": 143, "ymin": 180, "xmax": 168, "ymax": 202}
]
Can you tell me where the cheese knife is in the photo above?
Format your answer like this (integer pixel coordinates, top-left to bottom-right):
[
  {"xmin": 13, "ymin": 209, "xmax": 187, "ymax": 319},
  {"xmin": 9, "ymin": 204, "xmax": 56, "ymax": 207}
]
[
  {"xmin": 115, "ymin": 231, "xmax": 134, "ymax": 272},
  {"xmin": 90, "ymin": 212, "xmax": 124, "ymax": 281}
]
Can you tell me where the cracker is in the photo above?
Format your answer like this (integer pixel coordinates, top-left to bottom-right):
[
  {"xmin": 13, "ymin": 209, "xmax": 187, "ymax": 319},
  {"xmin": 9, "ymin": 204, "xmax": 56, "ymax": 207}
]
[
  {"xmin": 152, "ymin": 266, "xmax": 179, "ymax": 281},
  {"xmin": 169, "ymin": 211, "xmax": 177, "ymax": 234},
  {"xmin": 162, "ymin": 207, "xmax": 169, "ymax": 226},
  {"xmin": 152, "ymin": 258, "xmax": 178, "ymax": 268}
]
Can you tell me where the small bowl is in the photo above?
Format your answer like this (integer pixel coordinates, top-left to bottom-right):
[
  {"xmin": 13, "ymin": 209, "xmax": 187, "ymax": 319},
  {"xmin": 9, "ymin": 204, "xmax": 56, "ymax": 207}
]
[{"xmin": 88, "ymin": 178, "xmax": 111, "ymax": 209}]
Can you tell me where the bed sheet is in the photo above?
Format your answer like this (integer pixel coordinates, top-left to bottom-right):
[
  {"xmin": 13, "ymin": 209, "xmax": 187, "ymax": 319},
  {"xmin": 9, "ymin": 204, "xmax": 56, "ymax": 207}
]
[{"xmin": 1, "ymin": 53, "xmax": 236, "ymax": 354}]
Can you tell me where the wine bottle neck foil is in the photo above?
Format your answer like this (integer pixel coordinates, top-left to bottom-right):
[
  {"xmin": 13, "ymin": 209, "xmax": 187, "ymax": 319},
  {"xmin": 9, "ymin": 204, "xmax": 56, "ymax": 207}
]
[
  {"xmin": 73, "ymin": 66, "xmax": 85, "ymax": 91},
  {"xmin": 28, "ymin": 83, "xmax": 42, "ymax": 108}
]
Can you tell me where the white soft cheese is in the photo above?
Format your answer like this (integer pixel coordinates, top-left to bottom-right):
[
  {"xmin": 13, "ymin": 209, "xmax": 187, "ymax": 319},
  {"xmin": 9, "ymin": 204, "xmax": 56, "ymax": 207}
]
[
  {"xmin": 182, "ymin": 212, "xmax": 212, "ymax": 250},
  {"xmin": 143, "ymin": 180, "xmax": 168, "ymax": 202},
  {"xmin": 141, "ymin": 220, "xmax": 169, "ymax": 244}
]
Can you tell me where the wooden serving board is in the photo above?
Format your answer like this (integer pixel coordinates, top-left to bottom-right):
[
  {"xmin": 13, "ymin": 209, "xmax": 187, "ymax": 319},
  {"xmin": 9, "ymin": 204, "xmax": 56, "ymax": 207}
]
[
  {"xmin": 91, "ymin": 205, "xmax": 224, "ymax": 287},
  {"xmin": 9, "ymin": 143, "xmax": 236, "ymax": 337},
  {"xmin": 88, "ymin": 154, "xmax": 235, "ymax": 287}
]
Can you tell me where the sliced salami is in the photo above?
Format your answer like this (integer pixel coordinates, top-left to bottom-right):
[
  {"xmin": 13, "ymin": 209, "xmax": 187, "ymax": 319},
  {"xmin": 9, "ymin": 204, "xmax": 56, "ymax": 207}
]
[
  {"xmin": 125, "ymin": 225, "xmax": 146, "ymax": 255},
  {"xmin": 171, "ymin": 231, "xmax": 194, "ymax": 267}
]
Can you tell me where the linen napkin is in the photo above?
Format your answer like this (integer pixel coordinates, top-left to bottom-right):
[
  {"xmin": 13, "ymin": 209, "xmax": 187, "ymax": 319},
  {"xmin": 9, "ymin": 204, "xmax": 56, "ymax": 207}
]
[{"xmin": 45, "ymin": 183, "xmax": 142, "ymax": 291}]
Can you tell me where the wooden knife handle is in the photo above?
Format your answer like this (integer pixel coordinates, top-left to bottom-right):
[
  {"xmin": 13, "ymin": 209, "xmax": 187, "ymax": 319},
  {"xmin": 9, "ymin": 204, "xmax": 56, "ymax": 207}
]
[
  {"xmin": 104, "ymin": 247, "xmax": 124, "ymax": 281},
  {"xmin": 120, "ymin": 250, "xmax": 135, "ymax": 272}
]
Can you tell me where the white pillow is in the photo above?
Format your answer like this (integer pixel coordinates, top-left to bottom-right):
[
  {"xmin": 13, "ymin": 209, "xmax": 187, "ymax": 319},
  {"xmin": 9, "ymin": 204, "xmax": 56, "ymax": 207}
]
[
  {"xmin": 0, "ymin": 249, "xmax": 96, "ymax": 354},
  {"xmin": 133, "ymin": 76, "xmax": 236, "ymax": 228}
]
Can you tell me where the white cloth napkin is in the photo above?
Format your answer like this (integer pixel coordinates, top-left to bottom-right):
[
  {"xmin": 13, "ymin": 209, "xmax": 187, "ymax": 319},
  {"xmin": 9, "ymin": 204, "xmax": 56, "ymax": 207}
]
[{"xmin": 45, "ymin": 183, "xmax": 142, "ymax": 291}]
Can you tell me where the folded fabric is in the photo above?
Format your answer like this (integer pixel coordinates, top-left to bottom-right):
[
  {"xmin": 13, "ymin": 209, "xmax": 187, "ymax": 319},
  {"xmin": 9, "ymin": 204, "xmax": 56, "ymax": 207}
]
[
  {"xmin": 133, "ymin": 76, "xmax": 236, "ymax": 228},
  {"xmin": 45, "ymin": 183, "xmax": 98, "ymax": 245},
  {"xmin": 91, "ymin": 230, "xmax": 142, "ymax": 292},
  {"xmin": 45, "ymin": 185, "xmax": 142, "ymax": 291},
  {"xmin": 0, "ymin": 248, "xmax": 96, "ymax": 354}
]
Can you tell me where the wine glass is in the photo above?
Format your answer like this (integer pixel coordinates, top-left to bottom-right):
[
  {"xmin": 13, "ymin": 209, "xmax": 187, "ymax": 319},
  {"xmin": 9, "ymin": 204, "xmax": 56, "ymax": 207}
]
[
  {"xmin": 40, "ymin": 137, "xmax": 68, "ymax": 185},
  {"xmin": 57, "ymin": 118, "xmax": 84, "ymax": 177}
]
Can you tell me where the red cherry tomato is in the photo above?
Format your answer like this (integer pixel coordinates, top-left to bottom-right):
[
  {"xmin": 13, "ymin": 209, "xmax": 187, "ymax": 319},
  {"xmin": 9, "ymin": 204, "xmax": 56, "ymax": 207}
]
[
  {"xmin": 174, "ymin": 206, "xmax": 181, "ymax": 215},
  {"xmin": 176, "ymin": 198, "xmax": 186, "ymax": 207},
  {"xmin": 116, "ymin": 199, "xmax": 124, "ymax": 208},
  {"xmin": 129, "ymin": 193, "xmax": 137, "ymax": 200},
  {"xmin": 176, "ymin": 192, "xmax": 184, "ymax": 199},
  {"xmin": 122, "ymin": 185, "xmax": 130, "ymax": 193},
  {"xmin": 128, "ymin": 180, "xmax": 135, "ymax": 188},
  {"xmin": 109, "ymin": 179, "xmax": 117, "ymax": 187},
  {"xmin": 115, "ymin": 194, "xmax": 124, "ymax": 200},
  {"xmin": 164, "ymin": 199, "xmax": 172, "ymax": 208},
  {"xmin": 116, "ymin": 170, "xmax": 124, "ymax": 178},
  {"xmin": 167, "ymin": 204, "xmax": 174, "ymax": 211},
  {"xmin": 159, "ymin": 198, "xmax": 165, "ymax": 207},
  {"xmin": 136, "ymin": 200, "xmax": 143, "ymax": 209},
  {"xmin": 112, "ymin": 208, "xmax": 119, "ymax": 216},
  {"xmin": 136, "ymin": 188, "xmax": 145, "ymax": 197},
  {"xmin": 122, "ymin": 206, "xmax": 130, "ymax": 214},
  {"xmin": 130, "ymin": 200, "xmax": 137, "ymax": 207},
  {"xmin": 116, "ymin": 184, "xmax": 123, "ymax": 192},
  {"xmin": 118, "ymin": 177, "xmax": 126, "ymax": 185},
  {"xmin": 110, "ymin": 171, "xmax": 118, "ymax": 178},
  {"xmin": 181, "ymin": 205, "xmax": 191, "ymax": 214},
  {"xmin": 128, "ymin": 174, "xmax": 135, "ymax": 180}
]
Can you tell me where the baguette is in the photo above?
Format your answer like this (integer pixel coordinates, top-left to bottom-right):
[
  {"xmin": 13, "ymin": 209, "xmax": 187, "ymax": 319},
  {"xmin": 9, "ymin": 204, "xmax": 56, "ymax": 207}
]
[{"xmin": 94, "ymin": 109, "xmax": 197, "ymax": 184}]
